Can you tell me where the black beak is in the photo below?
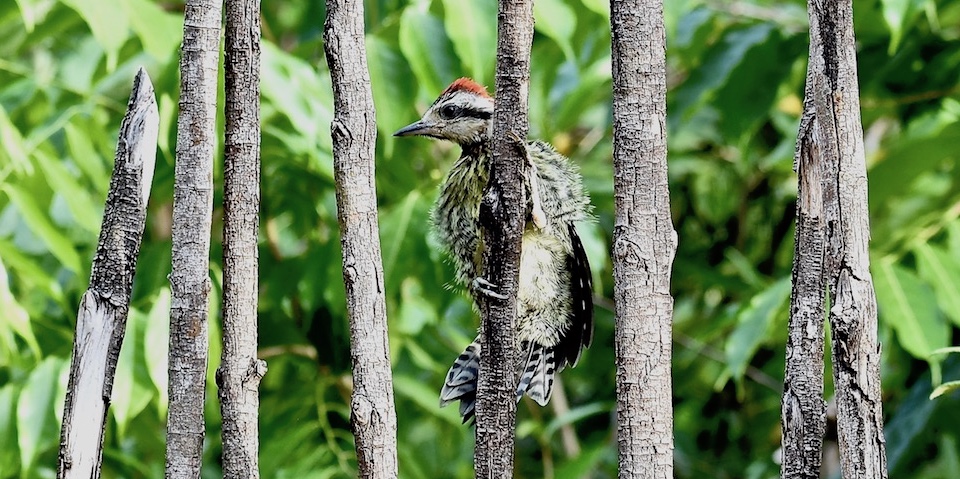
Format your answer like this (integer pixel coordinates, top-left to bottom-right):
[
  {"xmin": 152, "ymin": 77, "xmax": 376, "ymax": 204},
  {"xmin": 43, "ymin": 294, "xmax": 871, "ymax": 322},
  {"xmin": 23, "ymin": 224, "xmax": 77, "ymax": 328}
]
[{"xmin": 393, "ymin": 120, "xmax": 433, "ymax": 137}]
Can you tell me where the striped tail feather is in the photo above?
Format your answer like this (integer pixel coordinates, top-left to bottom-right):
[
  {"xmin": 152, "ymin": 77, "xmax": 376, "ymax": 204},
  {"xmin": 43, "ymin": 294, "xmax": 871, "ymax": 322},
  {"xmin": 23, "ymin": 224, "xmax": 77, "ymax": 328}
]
[
  {"xmin": 515, "ymin": 341, "xmax": 557, "ymax": 406},
  {"xmin": 440, "ymin": 340, "xmax": 481, "ymax": 423},
  {"xmin": 440, "ymin": 339, "xmax": 561, "ymax": 422}
]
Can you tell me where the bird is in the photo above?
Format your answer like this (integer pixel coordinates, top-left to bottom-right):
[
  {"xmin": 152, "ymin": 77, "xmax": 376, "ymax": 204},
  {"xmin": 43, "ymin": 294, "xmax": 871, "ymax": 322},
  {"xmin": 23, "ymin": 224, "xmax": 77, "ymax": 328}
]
[{"xmin": 394, "ymin": 77, "xmax": 593, "ymax": 423}]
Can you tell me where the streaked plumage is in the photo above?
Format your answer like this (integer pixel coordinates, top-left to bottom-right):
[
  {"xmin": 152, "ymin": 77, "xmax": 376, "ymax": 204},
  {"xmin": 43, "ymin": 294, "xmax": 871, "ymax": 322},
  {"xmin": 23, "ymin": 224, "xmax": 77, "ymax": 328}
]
[{"xmin": 394, "ymin": 78, "xmax": 593, "ymax": 422}]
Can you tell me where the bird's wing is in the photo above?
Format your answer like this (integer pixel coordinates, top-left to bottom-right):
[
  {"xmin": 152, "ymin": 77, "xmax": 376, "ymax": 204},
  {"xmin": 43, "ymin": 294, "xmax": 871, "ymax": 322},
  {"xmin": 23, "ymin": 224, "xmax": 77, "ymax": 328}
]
[{"xmin": 556, "ymin": 222, "xmax": 594, "ymax": 368}]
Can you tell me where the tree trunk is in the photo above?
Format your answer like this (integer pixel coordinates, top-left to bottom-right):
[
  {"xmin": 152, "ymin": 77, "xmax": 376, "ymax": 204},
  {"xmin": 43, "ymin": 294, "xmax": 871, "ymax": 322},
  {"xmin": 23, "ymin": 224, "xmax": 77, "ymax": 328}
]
[
  {"xmin": 802, "ymin": 1, "xmax": 888, "ymax": 477},
  {"xmin": 56, "ymin": 68, "xmax": 158, "ymax": 479},
  {"xmin": 610, "ymin": 1, "xmax": 677, "ymax": 478},
  {"xmin": 322, "ymin": 1, "xmax": 399, "ymax": 477},
  {"xmin": 166, "ymin": 0, "xmax": 221, "ymax": 476},
  {"xmin": 473, "ymin": 0, "xmax": 534, "ymax": 477},
  {"xmin": 218, "ymin": 0, "xmax": 267, "ymax": 477}
]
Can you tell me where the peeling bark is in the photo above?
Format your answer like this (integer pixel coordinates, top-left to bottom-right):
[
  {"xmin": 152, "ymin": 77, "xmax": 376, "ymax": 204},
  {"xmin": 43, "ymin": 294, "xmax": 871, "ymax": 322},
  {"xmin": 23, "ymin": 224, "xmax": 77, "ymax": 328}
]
[
  {"xmin": 610, "ymin": 1, "xmax": 677, "ymax": 478},
  {"xmin": 57, "ymin": 68, "xmax": 158, "ymax": 479},
  {"xmin": 780, "ymin": 84, "xmax": 828, "ymax": 479},
  {"xmin": 780, "ymin": 1, "xmax": 888, "ymax": 477}
]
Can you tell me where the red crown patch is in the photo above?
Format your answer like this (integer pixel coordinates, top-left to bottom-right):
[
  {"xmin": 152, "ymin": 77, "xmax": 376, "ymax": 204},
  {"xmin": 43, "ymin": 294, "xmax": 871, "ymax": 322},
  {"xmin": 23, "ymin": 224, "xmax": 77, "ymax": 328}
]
[{"xmin": 442, "ymin": 77, "xmax": 491, "ymax": 98}]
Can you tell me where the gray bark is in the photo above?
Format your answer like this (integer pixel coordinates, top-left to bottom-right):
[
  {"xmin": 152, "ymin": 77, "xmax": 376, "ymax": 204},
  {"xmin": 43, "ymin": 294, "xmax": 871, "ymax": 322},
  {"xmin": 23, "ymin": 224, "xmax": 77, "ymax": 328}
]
[
  {"xmin": 781, "ymin": 0, "xmax": 888, "ymax": 477},
  {"xmin": 322, "ymin": 1, "xmax": 399, "ymax": 477},
  {"xmin": 473, "ymin": 0, "xmax": 534, "ymax": 477},
  {"xmin": 166, "ymin": 1, "xmax": 222, "ymax": 477},
  {"xmin": 779, "ymin": 103, "xmax": 828, "ymax": 479},
  {"xmin": 610, "ymin": 1, "xmax": 677, "ymax": 478},
  {"xmin": 56, "ymin": 68, "xmax": 158, "ymax": 479},
  {"xmin": 802, "ymin": 1, "xmax": 888, "ymax": 477},
  {"xmin": 218, "ymin": 0, "xmax": 267, "ymax": 477}
]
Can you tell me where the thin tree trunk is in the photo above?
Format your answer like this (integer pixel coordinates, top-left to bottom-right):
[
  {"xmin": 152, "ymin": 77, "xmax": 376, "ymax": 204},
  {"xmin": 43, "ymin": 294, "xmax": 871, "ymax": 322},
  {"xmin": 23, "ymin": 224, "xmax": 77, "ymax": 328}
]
[
  {"xmin": 610, "ymin": 1, "xmax": 677, "ymax": 478},
  {"xmin": 218, "ymin": 0, "xmax": 266, "ymax": 477},
  {"xmin": 801, "ymin": 1, "xmax": 888, "ymax": 477},
  {"xmin": 779, "ymin": 63, "xmax": 828, "ymax": 479},
  {"xmin": 166, "ymin": 0, "xmax": 222, "ymax": 476},
  {"xmin": 322, "ymin": 1, "xmax": 398, "ymax": 477},
  {"xmin": 473, "ymin": 0, "xmax": 534, "ymax": 476},
  {"xmin": 56, "ymin": 68, "xmax": 158, "ymax": 479}
]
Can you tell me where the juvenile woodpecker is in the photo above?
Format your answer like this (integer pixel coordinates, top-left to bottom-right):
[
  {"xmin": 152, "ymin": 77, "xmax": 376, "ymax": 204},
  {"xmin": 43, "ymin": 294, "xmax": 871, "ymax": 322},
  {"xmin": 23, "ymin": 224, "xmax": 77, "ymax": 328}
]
[{"xmin": 394, "ymin": 78, "xmax": 593, "ymax": 422}]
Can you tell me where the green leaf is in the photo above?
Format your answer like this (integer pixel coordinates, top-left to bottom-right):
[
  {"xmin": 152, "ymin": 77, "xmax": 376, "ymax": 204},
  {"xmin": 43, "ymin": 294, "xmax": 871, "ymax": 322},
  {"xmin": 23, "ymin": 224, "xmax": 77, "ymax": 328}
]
[
  {"xmin": 60, "ymin": 0, "xmax": 131, "ymax": 70},
  {"xmin": 0, "ymin": 385, "xmax": 19, "ymax": 472},
  {"xmin": 543, "ymin": 401, "xmax": 610, "ymax": 437},
  {"xmin": 0, "ymin": 256, "xmax": 40, "ymax": 359},
  {"xmin": 874, "ymin": 259, "xmax": 948, "ymax": 359},
  {"xmin": 14, "ymin": 0, "xmax": 37, "ymax": 31},
  {"xmin": 398, "ymin": 5, "xmax": 459, "ymax": 96},
  {"xmin": 397, "ymin": 277, "xmax": 439, "ymax": 335},
  {"xmin": 725, "ymin": 277, "xmax": 791, "ymax": 382},
  {"xmin": 691, "ymin": 160, "xmax": 739, "ymax": 223},
  {"xmin": 0, "ymin": 106, "xmax": 32, "ymax": 175},
  {"xmin": 366, "ymin": 35, "xmax": 417, "ymax": 157},
  {"xmin": 380, "ymin": 191, "xmax": 421, "ymax": 283},
  {"xmin": 392, "ymin": 375, "xmax": 461, "ymax": 426},
  {"xmin": 64, "ymin": 121, "xmax": 109, "ymax": 194},
  {"xmin": 440, "ymin": 0, "xmax": 496, "ymax": 84},
  {"xmin": 672, "ymin": 23, "xmax": 777, "ymax": 120},
  {"xmin": 884, "ymin": 360, "xmax": 949, "ymax": 474},
  {"xmin": 122, "ymin": 0, "xmax": 182, "ymax": 61},
  {"xmin": 713, "ymin": 28, "xmax": 795, "ymax": 140},
  {"xmin": 579, "ymin": 0, "xmax": 609, "ymax": 17},
  {"xmin": 17, "ymin": 357, "xmax": 64, "ymax": 475},
  {"xmin": 34, "ymin": 150, "xmax": 102, "ymax": 233},
  {"xmin": 869, "ymin": 123, "xmax": 960, "ymax": 214},
  {"xmin": 880, "ymin": 0, "xmax": 926, "ymax": 53},
  {"xmin": 554, "ymin": 440, "xmax": 612, "ymax": 479},
  {"xmin": 112, "ymin": 308, "xmax": 154, "ymax": 436},
  {"xmin": 0, "ymin": 239, "xmax": 66, "ymax": 308},
  {"xmin": 534, "ymin": 0, "xmax": 577, "ymax": 62},
  {"xmin": 930, "ymin": 380, "xmax": 960, "ymax": 400},
  {"xmin": 1, "ymin": 184, "xmax": 82, "ymax": 273},
  {"xmin": 144, "ymin": 288, "xmax": 171, "ymax": 416},
  {"xmin": 949, "ymin": 220, "xmax": 960, "ymax": 258},
  {"xmin": 914, "ymin": 243, "xmax": 960, "ymax": 327},
  {"xmin": 261, "ymin": 43, "xmax": 333, "ymax": 155}
]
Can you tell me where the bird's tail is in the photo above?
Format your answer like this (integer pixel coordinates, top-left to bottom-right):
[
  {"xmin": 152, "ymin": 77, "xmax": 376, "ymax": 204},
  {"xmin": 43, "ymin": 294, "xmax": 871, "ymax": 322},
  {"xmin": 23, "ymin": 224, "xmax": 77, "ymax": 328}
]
[
  {"xmin": 440, "ymin": 340, "xmax": 481, "ymax": 422},
  {"xmin": 440, "ymin": 339, "xmax": 558, "ymax": 423},
  {"xmin": 515, "ymin": 341, "xmax": 557, "ymax": 407}
]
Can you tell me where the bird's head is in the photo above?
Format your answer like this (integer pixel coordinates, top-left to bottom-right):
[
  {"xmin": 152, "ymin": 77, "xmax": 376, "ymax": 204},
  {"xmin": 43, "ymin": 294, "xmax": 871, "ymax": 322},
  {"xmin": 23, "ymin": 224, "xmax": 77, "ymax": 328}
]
[{"xmin": 393, "ymin": 78, "xmax": 493, "ymax": 146}]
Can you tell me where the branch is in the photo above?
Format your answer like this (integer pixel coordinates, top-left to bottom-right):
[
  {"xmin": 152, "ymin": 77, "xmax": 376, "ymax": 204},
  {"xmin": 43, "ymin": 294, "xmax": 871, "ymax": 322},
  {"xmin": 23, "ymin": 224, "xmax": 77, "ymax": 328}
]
[
  {"xmin": 57, "ymin": 68, "xmax": 158, "ymax": 479},
  {"xmin": 166, "ymin": 0, "xmax": 222, "ymax": 475},
  {"xmin": 779, "ymin": 89, "xmax": 828, "ymax": 478},
  {"xmin": 610, "ymin": 1, "xmax": 677, "ymax": 477},
  {"xmin": 473, "ymin": 0, "xmax": 534, "ymax": 476},
  {"xmin": 793, "ymin": 0, "xmax": 888, "ymax": 477},
  {"xmin": 218, "ymin": 0, "xmax": 267, "ymax": 476},
  {"xmin": 323, "ymin": 0, "xmax": 399, "ymax": 477}
]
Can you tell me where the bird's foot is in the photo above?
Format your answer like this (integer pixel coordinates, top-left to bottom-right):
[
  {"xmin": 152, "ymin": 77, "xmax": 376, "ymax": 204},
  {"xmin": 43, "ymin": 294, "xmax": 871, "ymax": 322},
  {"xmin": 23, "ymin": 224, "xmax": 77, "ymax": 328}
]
[{"xmin": 472, "ymin": 276, "xmax": 507, "ymax": 300}]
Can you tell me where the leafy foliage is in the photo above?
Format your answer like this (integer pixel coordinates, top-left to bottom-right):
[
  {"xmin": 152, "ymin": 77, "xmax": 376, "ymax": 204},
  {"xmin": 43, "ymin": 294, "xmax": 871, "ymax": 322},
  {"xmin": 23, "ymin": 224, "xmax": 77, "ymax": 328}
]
[{"xmin": 0, "ymin": 0, "xmax": 959, "ymax": 477}]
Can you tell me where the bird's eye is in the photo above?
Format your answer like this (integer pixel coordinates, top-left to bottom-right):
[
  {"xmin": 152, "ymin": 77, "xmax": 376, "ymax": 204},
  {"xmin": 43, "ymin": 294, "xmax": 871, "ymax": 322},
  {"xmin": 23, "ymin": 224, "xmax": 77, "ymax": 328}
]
[{"xmin": 439, "ymin": 104, "xmax": 461, "ymax": 120}]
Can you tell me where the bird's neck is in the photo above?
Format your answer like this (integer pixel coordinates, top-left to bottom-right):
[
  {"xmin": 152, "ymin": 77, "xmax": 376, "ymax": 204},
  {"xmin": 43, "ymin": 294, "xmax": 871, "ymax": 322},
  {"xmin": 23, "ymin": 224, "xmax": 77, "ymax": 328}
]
[{"xmin": 460, "ymin": 141, "xmax": 489, "ymax": 161}]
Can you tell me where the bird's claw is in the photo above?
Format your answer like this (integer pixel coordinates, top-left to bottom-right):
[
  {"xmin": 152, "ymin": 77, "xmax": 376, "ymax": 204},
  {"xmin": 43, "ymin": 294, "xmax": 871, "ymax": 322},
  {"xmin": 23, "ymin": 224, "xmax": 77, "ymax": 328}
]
[{"xmin": 472, "ymin": 277, "xmax": 508, "ymax": 300}]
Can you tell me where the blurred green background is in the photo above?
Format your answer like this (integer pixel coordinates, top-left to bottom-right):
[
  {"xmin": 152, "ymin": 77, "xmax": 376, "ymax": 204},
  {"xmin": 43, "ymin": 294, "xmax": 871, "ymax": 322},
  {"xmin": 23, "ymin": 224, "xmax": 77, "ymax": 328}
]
[{"xmin": 1, "ymin": 0, "xmax": 960, "ymax": 477}]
